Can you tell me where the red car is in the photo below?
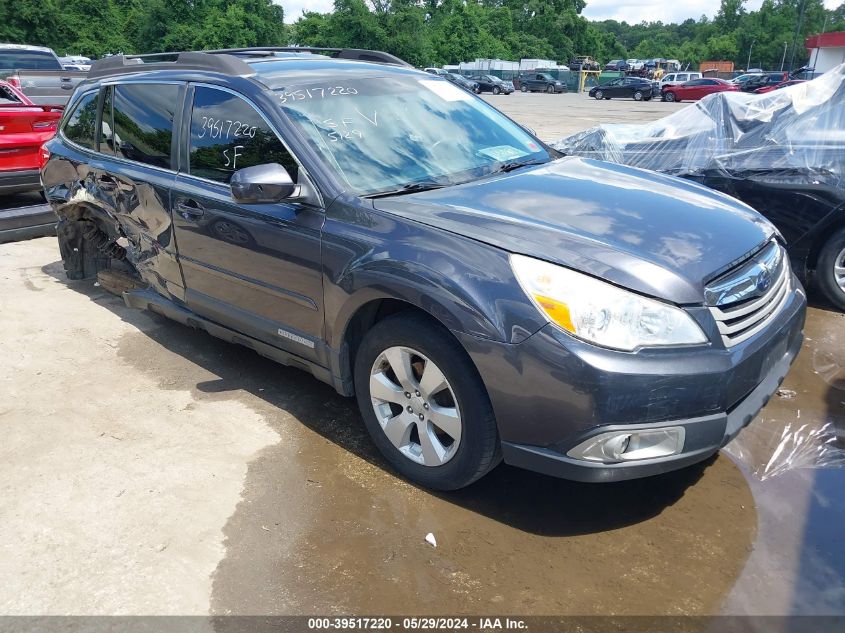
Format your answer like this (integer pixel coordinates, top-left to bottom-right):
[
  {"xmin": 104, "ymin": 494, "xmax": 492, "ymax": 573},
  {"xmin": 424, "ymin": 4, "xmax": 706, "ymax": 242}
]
[
  {"xmin": 662, "ymin": 78, "xmax": 739, "ymax": 102},
  {"xmin": 0, "ymin": 80, "xmax": 62, "ymax": 196},
  {"xmin": 755, "ymin": 79, "xmax": 807, "ymax": 94}
]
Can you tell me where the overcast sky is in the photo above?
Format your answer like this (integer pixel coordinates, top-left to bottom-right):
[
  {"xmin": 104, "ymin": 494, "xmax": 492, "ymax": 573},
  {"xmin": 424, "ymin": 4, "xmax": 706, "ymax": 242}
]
[{"xmin": 277, "ymin": 0, "xmax": 839, "ymax": 25}]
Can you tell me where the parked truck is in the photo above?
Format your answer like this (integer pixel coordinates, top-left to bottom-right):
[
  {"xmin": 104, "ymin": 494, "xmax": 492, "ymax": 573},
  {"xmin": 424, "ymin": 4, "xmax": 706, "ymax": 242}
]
[{"xmin": 0, "ymin": 44, "xmax": 87, "ymax": 105}]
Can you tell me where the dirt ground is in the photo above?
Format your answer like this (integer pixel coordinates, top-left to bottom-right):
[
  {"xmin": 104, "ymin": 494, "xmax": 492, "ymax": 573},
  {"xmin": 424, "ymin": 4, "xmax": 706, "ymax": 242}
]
[{"xmin": 0, "ymin": 92, "xmax": 842, "ymax": 617}]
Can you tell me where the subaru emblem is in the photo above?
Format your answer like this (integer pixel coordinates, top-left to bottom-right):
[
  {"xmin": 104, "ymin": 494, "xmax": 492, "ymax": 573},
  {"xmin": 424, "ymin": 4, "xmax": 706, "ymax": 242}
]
[{"xmin": 756, "ymin": 268, "xmax": 772, "ymax": 293}]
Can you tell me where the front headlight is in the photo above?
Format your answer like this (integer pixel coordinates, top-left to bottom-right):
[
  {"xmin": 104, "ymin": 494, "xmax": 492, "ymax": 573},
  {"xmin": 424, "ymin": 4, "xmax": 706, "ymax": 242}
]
[{"xmin": 511, "ymin": 254, "xmax": 707, "ymax": 351}]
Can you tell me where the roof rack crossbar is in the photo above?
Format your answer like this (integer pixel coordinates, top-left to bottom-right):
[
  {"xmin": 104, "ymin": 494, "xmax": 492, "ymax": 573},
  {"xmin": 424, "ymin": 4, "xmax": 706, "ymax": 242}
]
[
  {"xmin": 202, "ymin": 47, "xmax": 412, "ymax": 67},
  {"xmin": 88, "ymin": 52, "xmax": 255, "ymax": 79}
]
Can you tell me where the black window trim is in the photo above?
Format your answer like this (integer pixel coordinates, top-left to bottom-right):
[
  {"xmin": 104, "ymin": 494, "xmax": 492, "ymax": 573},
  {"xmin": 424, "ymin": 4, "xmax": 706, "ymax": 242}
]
[
  {"xmin": 179, "ymin": 81, "xmax": 320, "ymax": 207},
  {"xmin": 60, "ymin": 80, "xmax": 186, "ymax": 176}
]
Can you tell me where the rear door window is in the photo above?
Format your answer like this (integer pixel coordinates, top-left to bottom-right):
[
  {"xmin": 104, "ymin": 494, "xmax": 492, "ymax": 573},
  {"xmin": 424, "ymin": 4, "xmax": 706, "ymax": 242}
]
[
  {"xmin": 187, "ymin": 86, "xmax": 298, "ymax": 184},
  {"xmin": 113, "ymin": 83, "xmax": 180, "ymax": 169},
  {"xmin": 63, "ymin": 91, "xmax": 99, "ymax": 150}
]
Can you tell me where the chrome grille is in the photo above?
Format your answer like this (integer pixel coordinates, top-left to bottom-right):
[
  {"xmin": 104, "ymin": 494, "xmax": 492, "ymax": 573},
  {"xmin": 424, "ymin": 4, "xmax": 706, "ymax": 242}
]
[{"xmin": 706, "ymin": 241, "xmax": 791, "ymax": 347}]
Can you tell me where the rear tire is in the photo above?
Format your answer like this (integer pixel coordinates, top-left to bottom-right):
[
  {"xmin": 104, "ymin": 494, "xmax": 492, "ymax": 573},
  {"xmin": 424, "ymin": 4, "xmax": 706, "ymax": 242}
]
[
  {"xmin": 816, "ymin": 227, "xmax": 845, "ymax": 311},
  {"xmin": 633, "ymin": 90, "xmax": 644, "ymax": 101},
  {"xmin": 521, "ymin": 84, "xmax": 528, "ymax": 92},
  {"xmin": 354, "ymin": 312, "xmax": 501, "ymax": 490}
]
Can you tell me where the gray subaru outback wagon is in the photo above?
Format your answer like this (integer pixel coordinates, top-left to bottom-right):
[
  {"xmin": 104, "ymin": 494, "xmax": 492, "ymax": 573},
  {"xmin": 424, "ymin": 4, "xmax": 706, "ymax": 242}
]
[{"xmin": 43, "ymin": 48, "xmax": 806, "ymax": 490}]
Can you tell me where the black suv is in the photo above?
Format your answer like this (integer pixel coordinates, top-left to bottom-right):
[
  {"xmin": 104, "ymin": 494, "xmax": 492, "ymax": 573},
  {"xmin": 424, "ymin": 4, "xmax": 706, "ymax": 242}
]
[
  {"xmin": 45, "ymin": 48, "xmax": 806, "ymax": 490},
  {"xmin": 519, "ymin": 72, "xmax": 566, "ymax": 93}
]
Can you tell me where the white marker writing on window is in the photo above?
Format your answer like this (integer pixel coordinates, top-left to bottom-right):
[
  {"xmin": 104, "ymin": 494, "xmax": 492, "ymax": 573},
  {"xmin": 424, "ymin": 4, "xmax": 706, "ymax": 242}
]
[{"xmin": 223, "ymin": 145, "xmax": 244, "ymax": 170}]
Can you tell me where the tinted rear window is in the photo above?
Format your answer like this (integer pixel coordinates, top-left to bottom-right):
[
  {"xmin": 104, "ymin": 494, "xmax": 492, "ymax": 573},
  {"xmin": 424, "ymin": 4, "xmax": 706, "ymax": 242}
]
[
  {"xmin": 113, "ymin": 83, "xmax": 179, "ymax": 169},
  {"xmin": 0, "ymin": 50, "xmax": 61, "ymax": 70},
  {"xmin": 63, "ymin": 91, "xmax": 98, "ymax": 149}
]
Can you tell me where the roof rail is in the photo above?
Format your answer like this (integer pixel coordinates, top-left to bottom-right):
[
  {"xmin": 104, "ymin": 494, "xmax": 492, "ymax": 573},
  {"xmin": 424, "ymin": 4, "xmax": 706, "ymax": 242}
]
[
  {"xmin": 88, "ymin": 52, "xmax": 255, "ymax": 79},
  {"xmin": 202, "ymin": 47, "xmax": 412, "ymax": 68}
]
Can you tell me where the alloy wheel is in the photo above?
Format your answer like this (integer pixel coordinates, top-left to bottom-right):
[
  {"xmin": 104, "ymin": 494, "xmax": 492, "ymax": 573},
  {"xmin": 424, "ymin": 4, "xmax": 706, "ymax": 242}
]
[
  {"xmin": 836, "ymin": 246, "xmax": 845, "ymax": 292},
  {"xmin": 369, "ymin": 346, "xmax": 462, "ymax": 467}
]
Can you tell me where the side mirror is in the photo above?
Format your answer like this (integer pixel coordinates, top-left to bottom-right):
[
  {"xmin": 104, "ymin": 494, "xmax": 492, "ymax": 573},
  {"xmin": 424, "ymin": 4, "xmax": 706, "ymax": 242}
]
[{"xmin": 230, "ymin": 163, "xmax": 298, "ymax": 204}]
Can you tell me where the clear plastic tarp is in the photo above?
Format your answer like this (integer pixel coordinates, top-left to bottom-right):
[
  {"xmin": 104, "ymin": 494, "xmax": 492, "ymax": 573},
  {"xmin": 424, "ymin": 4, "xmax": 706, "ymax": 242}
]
[
  {"xmin": 553, "ymin": 63, "xmax": 845, "ymax": 190},
  {"xmin": 554, "ymin": 64, "xmax": 845, "ymax": 479}
]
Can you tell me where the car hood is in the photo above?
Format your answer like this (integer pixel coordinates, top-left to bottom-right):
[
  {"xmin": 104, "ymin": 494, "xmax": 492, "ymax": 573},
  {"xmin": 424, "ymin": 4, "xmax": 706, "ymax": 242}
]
[{"xmin": 373, "ymin": 157, "xmax": 775, "ymax": 304}]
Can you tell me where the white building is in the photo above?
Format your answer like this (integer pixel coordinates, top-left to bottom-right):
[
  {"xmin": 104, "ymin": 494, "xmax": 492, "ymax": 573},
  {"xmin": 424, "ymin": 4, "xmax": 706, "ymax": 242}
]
[
  {"xmin": 806, "ymin": 32, "xmax": 845, "ymax": 73},
  {"xmin": 458, "ymin": 59, "xmax": 520, "ymax": 73}
]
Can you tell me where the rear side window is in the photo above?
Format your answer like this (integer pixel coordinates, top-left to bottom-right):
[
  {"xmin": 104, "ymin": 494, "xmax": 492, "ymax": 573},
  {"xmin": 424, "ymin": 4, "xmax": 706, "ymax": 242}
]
[
  {"xmin": 0, "ymin": 50, "xmax": 62, "ymax": 70},
  {"xmin": 677, "ymin": 74, "xmax": 688, "ymax": 82},
  {"xmin": 63, "ymin": 91, "xmax": 98, "ymax": 149},
  {"xmin": 188, "ymin": 86, "xmax": 298, "ymax": 184},
  {"xmin": 113, "ymin": 83, "xmax": 179, "ymax": 169}
]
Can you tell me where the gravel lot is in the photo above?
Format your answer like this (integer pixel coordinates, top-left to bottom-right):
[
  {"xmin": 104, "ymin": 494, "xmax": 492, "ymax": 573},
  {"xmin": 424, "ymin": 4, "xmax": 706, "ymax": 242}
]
[{"xmin": 0, "ymin": 91, "xmax": 843, "ymax": 617}]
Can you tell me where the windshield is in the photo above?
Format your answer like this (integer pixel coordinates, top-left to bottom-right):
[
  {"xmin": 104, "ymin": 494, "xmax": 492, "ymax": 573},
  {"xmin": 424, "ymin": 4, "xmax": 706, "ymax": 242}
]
[{"xmin": 275, "ymin": 74, "xmax": 550, "ymax": 196}]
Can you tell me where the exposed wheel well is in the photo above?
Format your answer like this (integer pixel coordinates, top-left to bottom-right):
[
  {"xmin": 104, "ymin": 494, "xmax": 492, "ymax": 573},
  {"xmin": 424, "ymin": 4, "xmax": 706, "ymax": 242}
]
[
  {"xmin": 55, "ymin": 204, "xmax": 129, "ymax": 280},
  {"xmin": 338, "ymin": 298, "xmax": 459, "ymax": 396},
  {"xmin": 807, "ymin": 221, "xmax": 845, "ymax": 272}
]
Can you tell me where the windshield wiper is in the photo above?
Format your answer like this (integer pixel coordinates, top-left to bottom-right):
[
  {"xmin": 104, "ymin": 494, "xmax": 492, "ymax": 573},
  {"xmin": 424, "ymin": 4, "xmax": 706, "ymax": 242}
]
[
  {"xmin": 365, "ymin": 181, "xmax": 447, "ymax": 199},
  {"xmin": 492, "ymin": 158, "xmax": 549, "ymax": 174}
]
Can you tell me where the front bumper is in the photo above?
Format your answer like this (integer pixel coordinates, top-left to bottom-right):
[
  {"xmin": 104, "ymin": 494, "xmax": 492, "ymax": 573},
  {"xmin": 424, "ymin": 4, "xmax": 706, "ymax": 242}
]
[
  {"xmin": 0, "ymin": 169, "xmax": 41, "ymax": 195},
  {"xmin": 457, "ymin": 277, "xmax": 807, "ymax": 482}
]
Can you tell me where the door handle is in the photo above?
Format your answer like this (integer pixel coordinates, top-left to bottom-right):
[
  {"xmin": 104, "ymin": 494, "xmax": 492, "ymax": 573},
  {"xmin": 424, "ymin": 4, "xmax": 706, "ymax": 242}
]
[{"xmin": 175, "ymin": 198, "xmax": 205, "ymax": 221}]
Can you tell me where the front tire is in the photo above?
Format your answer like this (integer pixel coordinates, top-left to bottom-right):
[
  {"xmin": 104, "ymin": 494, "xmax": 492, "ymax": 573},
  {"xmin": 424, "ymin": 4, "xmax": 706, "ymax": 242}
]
[
  {"xmin": 546, "ymin": 85, "xmax": 554, "ymax": 93},
  {"xmin": 354, "ymin": 313, "xmax": 501, "ymax": 490},
  {"xmin": 492, "ymin": 86, "xmax": 501, "ymax": 95},
  {"xmin": 816, "ymin": 227, "xmax": 845, "ymax": 310},
  {"xmin": 594, "ymin": 90, "xmax": 603, "ymax": 100},
  {"xmin": 664, "ymin": 91, "xmax": 677, "ymax": 102}
]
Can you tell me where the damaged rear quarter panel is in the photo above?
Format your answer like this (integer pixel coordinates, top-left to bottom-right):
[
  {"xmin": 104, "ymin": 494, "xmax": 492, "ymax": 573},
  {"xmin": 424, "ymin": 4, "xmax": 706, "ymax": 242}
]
[{"xmin": 43, "ymin": 136, "xmax": 184, "ymax": 299}]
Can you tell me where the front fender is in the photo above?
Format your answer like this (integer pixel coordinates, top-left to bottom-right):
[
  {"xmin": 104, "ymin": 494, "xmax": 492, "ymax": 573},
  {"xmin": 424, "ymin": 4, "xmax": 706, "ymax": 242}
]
[{"xmin": 321, "ymin": 201, "xmax": 548, "ymax": 353}]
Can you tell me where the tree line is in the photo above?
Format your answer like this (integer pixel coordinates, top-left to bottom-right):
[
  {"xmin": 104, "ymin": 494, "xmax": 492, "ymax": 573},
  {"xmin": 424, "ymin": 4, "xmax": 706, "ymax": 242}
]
[{"xmin": 1, "ymin": 0, "xmax": 843, "ymax": 70}]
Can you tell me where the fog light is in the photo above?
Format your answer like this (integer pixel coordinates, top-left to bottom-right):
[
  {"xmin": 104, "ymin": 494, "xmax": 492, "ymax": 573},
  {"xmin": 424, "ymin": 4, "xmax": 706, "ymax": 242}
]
[{"xmin": 567, "ymin": 427, "xmax": 685, "ymax": 463}]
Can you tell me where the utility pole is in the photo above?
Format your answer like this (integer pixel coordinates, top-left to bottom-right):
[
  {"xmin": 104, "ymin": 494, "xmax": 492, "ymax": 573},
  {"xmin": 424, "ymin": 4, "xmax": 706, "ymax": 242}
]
[
  {"xmin": 747, "ymin": 38, "xmax": 756, "ymax": 71},
  {"xmin": 780, "ymin": 42, "xmax": 788, "ymax": 71},
  {"xmin": 789, "ymin": 0, "xmax": 807, "ymax": 71}
]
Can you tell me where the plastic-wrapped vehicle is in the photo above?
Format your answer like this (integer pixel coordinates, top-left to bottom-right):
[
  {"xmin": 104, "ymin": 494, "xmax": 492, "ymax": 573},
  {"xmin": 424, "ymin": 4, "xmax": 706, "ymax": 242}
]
[{"xmin": 553, "ymin": 64, "xmax": 845, "ymax": 309}]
